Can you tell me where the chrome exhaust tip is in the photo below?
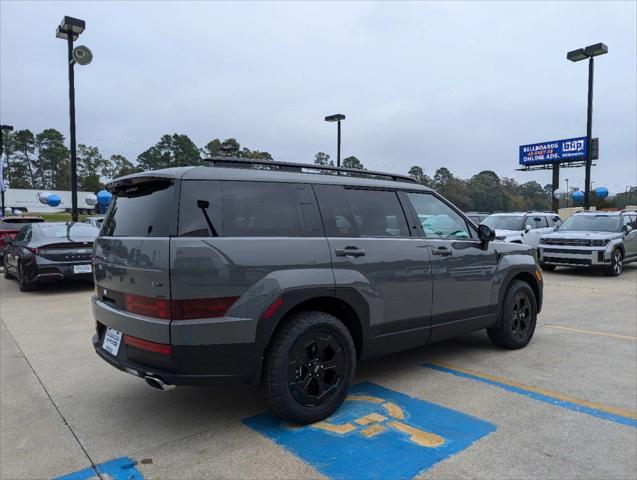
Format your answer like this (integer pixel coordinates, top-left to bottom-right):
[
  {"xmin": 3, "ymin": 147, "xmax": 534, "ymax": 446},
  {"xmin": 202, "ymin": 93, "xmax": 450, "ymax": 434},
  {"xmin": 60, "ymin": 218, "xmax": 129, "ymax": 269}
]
[{"xmin": 144, "ymin": 375, "xmax": 175, "ymax": 392}]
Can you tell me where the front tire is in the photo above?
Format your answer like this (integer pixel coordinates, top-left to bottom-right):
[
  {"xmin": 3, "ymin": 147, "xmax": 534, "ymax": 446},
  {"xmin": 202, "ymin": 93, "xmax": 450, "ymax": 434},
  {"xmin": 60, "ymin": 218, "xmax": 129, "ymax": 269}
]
[
  {"xmin": 264, "ymin": 311, "xmax": 356, "ymax": 424},
  {"xmin": 605, "ymin": 249, "xmax": 623, "ymax": 277},
  {"xmin": 487, "ymin": 280, "xmax": 537, "ymax": 349}
]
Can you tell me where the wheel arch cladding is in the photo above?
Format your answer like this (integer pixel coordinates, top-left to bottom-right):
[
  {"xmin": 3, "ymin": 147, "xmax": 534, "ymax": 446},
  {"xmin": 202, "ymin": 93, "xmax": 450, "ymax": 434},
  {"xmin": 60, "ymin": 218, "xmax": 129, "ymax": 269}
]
[{"xmin": 257, "ymin": 290, "xmax": 367, "ymax": 363}]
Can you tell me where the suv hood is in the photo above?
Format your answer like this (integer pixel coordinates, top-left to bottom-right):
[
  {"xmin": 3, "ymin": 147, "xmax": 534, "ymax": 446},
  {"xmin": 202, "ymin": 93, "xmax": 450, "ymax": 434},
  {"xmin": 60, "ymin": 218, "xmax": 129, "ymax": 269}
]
[{"xmin": 542, "ymin": 231, "xmax": 621, "ymax": 240}]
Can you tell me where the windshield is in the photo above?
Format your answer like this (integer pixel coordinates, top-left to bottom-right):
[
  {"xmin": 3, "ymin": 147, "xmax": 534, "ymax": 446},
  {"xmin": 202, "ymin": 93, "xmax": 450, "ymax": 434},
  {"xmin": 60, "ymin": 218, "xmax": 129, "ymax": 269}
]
[
  {"xmin": 558, "ymin": 215, "xmax": 620, "ymax": 233},
  {"xmin": 38, "ymin": 224, "xmax": 99, "ymax": 238},
  {"xmin": 483, "ymin": 215, "xmax": 524, "ymax": 231}
]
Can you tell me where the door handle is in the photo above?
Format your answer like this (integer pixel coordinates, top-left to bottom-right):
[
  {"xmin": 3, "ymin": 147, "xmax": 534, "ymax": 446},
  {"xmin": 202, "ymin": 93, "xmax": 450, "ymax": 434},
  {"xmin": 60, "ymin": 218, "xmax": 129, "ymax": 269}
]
[
  {"xmin": 335, "ymin": 246, "xmax": 366, "ymax": 258},
  {"xmin": 431, "ymin": 246, "xmax": 452, "ymax": 256}
]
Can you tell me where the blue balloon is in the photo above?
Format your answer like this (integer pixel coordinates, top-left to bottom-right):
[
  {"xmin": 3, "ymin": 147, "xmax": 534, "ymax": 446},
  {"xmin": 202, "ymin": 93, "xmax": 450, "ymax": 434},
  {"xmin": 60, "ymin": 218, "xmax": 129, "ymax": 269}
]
[
  {"xmin": 595, "ymin": 186, "xmax": 609, "ymax": 199},
  {"xmin": 572, "ymin": 191, "xmax": 584, "ymax": 203},
  {"xmin": 96, "ymin": 190, "xmax": 113, "ymax": 205},
  {"xmin": 47, "ymin": 194, "xmax": 61, "ymax": 207}
]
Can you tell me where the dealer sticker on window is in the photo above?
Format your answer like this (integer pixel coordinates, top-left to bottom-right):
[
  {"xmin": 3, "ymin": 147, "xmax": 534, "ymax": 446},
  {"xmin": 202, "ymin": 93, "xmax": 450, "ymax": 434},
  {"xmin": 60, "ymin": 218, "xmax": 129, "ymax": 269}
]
[{"xmin": 102, "ymin": 328, "xmax": 122, "ymax": 356}]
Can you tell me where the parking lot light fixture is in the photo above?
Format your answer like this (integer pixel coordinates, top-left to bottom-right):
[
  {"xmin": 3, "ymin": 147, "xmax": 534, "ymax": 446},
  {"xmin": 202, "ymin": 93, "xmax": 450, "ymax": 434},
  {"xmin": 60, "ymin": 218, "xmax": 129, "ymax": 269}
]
[
  {"xmin": 325, "ymin": 114, "xmax": 346, "ymax": 167},
  {"xmin": 56, "ymin": 15, "xmax": 89, "ymax": 222},
  {"xmin": 566, "ymin": 42, "xmax": 608, "ymax": 210}
]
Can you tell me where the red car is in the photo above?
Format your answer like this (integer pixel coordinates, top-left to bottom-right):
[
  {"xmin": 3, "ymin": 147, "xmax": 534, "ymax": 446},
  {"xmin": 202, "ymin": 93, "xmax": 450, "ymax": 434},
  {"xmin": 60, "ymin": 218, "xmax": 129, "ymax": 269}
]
[{"xmin": 0, "ymin": 216, "xmax": 45, "ymax": 266}]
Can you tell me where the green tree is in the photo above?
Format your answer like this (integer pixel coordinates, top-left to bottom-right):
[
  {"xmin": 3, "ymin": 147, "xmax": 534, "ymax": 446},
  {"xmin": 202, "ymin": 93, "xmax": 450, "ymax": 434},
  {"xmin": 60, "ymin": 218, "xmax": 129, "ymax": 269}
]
[
  {"xmin": 432, "ymin": 167, "xmax": 471, "ymax": 210},
  {"xmin": 467, "ymin": 170, "xmax": 508, "ymax": 212},
  {"xmin": 313, "ymin": 152, "xmax": 333, "ymax": 166},
  {"xmin": 138, "ymin": 134, "xmax": 202, "ymax": 170},
  {"xmin": 202, "ymin": 138, "xmax": 272, "ymax": 160},
  {"xmin": 35, "ymin": 129, "xmax": 69, "ymax": 189},
  {"xmin": 77, "ymin": 144, "xmax": 106, "ymax": 191},
  {"xmin": 341, "ymin": 156, "xmax": 364, "ymax": 170},
  {"xmin": 11, "ymin": 130, "xmax": 37, "ymax": 188},
  {"xmin": 408, "ymin": 165, "xmax": 432, "ymax": 187},
  {"xmin": 103, "ymin": 154, "xmax": 139, "ymax": 180}
]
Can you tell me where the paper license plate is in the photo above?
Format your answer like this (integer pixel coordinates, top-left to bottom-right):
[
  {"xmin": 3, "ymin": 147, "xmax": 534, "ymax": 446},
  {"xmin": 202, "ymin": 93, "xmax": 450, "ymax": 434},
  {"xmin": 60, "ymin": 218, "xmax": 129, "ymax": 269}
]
[{"xmin": 102, "ymin": 327, "xmax": 122, "ymax": 356}]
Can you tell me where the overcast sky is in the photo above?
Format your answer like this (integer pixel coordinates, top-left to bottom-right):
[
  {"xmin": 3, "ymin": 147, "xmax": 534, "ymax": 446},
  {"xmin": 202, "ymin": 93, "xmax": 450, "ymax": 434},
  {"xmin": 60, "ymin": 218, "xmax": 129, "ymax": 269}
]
[{"xmin": 1, "ymin": 1, "xmax": 635, "ymax": 193}]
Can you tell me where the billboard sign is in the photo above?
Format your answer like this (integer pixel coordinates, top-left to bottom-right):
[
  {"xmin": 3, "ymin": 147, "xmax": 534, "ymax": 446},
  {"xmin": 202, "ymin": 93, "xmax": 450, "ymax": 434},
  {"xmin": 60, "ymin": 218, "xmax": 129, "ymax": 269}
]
[{"xmin": 519, "ymin": 136, "xmax": 588, "ymax": 166}]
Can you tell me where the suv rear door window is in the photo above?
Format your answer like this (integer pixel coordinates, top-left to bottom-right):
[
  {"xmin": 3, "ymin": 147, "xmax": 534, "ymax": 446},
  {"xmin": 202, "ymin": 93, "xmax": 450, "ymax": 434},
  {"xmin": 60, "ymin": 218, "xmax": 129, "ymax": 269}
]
[
  {"xmin": 344, "ymin": 189, "xmax": 409, "ymax": 237},
  {"xmin": 101, "ymin": 180, "xmax": 176, "ymax": 237},
  {"xmin": 313, "ymin": 185, "xmax": 357, "ymax": 237}
]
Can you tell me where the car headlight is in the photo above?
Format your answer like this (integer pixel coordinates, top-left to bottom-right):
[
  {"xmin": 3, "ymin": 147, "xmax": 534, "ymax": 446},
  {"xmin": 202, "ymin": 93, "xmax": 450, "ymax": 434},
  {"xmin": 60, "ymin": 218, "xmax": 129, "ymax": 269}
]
[{"xmin": 591, "ymin": 239, "xmax": 609, "ymax": 247}]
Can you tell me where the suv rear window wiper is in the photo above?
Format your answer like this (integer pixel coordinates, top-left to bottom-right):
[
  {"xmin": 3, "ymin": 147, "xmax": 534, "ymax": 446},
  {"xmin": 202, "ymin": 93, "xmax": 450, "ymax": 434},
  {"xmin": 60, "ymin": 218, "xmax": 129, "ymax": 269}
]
[{"xmin": 197, "ymin": 200, "xmax": 218, "ymax": 237}]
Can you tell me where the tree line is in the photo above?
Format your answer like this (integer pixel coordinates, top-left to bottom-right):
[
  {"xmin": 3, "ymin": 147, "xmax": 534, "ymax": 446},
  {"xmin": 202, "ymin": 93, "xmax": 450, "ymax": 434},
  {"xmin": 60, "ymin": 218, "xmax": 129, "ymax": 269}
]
[{"xmin": 1, "ymin": 128, "xmax": 633, "ymax": 210}]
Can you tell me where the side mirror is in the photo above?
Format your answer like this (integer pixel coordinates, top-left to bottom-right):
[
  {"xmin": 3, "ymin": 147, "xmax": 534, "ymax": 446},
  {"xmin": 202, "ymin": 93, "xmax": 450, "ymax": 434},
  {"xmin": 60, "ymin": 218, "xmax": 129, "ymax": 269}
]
[
  {"xmin": 554, "ymin": 225, "xmax": 559, "ymax": 231},
  {"xmin": 478, "ymin": 224, "xmax": 496, "ymax": 244},
  {"xmin": 525, "ymin": 225, "xmax": 533, "ymax": 232},
  {"xmin": 623, "ymin": 225, "xmax": 632, "ymax": 233}
]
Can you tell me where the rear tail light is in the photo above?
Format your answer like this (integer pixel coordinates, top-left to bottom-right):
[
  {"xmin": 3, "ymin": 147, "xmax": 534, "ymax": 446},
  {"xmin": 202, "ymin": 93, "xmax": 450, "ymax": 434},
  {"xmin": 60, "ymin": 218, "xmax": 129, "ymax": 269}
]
[
  {"xmin": 124, "ymin": 334, "xmax": 172, "ymax": 355},
  {"xmin": 26, "ymin": 247, "xmax": 40, "ymax": 254},
  {"xmin": 121, "ymin": 293, "xmax": 238, "ymax": 320},
  {"xmin": 124, "ymin": 293, "xmax": 171, "ymax": 319},
  {"xmin": 171, "ymin": 296, "xmax": 239, "ymax": 320}
]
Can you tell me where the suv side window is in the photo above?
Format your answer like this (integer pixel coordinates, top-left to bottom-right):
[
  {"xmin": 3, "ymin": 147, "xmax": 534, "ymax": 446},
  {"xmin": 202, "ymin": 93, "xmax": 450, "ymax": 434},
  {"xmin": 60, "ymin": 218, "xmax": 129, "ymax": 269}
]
[
  {"xmin": 222, "ymin": 181, "xmax": 302, "ymax": 237},
  {"xmin": 406, "ymin": 192, "xmax": 472, "ymax": 239},
  {"xmin": 178, "ymin": 180, "xmax": 309, "ymax": 237},
  {"xmin": 313, "ymin": 185, "xmax": 357, "ymax": 237},
  {"xmin": 344, "ymin": 189, "xmax": 410, "ymax": 238},
  {"xmin": 527, "ymin": 216, "xmax": 548, "ymax": 229}
]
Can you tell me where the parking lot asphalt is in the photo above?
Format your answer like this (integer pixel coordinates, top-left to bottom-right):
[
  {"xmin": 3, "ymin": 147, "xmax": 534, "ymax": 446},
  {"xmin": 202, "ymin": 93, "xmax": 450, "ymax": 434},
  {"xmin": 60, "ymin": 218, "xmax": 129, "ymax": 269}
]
[{"xmin": 1, "ymin": 266, "xmax": 636, "ymax": 480}]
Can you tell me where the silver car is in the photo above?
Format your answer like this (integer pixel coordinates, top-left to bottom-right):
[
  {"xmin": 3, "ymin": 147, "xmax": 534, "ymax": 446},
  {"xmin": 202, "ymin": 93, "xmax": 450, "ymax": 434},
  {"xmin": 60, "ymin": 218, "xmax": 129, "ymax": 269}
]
[{"xmin": 538, "ymin": 211, "xmax": 637, "ymax": 276}]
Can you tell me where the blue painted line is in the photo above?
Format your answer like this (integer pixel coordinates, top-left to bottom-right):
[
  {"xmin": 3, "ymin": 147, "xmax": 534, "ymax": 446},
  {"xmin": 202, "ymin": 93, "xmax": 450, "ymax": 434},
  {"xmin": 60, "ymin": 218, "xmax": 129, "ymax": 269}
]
[
  {"xmin": 425, "ymin": 363, "xmax": 637, "ymax": 429},
  {"xmin": 54, "ymin": 456, "xmax": 144, "ymax": 480},
  {"xmin": 244, "ymin": 381, "xmax": 496, "ymax": 479}
]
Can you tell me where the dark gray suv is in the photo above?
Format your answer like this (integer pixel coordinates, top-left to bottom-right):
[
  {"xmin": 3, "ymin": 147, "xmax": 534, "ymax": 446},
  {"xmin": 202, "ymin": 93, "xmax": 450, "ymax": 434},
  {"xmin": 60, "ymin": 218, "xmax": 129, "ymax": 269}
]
[{"xmin": 92, "ymin": 158, "xmax": 543, "ymax": 423}]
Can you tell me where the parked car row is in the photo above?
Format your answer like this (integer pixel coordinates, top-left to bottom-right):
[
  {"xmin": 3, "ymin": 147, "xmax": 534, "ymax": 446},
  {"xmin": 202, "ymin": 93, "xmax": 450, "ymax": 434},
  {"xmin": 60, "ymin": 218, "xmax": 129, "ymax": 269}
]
[
  {"xmin": 465, "ymin": 209, "xmax": 637, "ymax": 276},
  {"xmin": 0, "ymin": 216, "xmax": 46, "ymax": 267}
]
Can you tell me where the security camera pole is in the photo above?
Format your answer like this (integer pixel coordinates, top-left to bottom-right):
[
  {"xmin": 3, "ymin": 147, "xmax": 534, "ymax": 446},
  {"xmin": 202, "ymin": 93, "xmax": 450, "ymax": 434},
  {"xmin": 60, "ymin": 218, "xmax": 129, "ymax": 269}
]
[
  {"xmin": 0, "ymin": 124, "xmax": 14, "ymax": 218},
  {"xmin": 56, "ymin": 16, "xmax": 87, "ymax": 222},
  {"xmin": 567, "ymin": 42, "xmax": 608, "ymax": 210}
]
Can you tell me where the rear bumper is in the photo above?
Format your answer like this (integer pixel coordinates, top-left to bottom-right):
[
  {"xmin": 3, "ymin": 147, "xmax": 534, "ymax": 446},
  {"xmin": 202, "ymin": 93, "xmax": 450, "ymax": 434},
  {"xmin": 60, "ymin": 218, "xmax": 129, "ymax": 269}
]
[
  {"xmin": 538, "ymin": 246, "xmax": 610, "ymax": 267},
  {"xmin": 23, "ymin": 258, "xmax": 94, "ymax": 282},
  {"xmin": 92, "ymin": 298, "xmax": 261, "ymax": 385}
]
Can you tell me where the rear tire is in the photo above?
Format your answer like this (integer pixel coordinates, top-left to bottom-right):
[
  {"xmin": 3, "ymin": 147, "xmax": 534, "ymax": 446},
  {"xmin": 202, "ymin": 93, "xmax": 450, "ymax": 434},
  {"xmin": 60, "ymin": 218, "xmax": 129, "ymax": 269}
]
[
  {"xmin": 264, "ymin": 311, "xmax": 356, "ymax": 424},
  {"xmin": 539, "ymin": 263, "xmax": 556, "ymax": 272},
  {"xmin": 18, "ymin": 262, "xmax": 37, "ymax": 291},
  {"xmin": 604, "ymin": 249, "xmax": 623, "ymax": 277},
  {"xmin": 4, "ymin": 262, "xmax": 15, "ymax": 280},
  {"xmin": 487, "ymin": 280, "xmax": 537, "ymax": 349}
]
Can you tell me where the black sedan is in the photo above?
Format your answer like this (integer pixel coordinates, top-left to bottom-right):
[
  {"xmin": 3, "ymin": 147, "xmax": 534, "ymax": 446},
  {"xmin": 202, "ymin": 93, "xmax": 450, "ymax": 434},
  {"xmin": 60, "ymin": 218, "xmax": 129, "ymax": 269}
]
[{"xmin": 3, "ymin": 222, "xmax": 99, "ymax": 291}]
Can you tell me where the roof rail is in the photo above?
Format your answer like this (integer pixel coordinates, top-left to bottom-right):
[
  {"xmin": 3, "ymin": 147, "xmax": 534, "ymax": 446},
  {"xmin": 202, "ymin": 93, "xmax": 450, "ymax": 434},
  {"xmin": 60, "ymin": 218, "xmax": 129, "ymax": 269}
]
[{"xmin": 204, "ymin": 157, "xmax": 418, "ymax": 184}]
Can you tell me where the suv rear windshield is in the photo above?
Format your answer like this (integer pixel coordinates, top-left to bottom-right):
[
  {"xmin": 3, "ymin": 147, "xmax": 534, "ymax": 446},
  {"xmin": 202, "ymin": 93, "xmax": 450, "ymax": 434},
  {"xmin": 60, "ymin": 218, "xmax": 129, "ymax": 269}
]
[{"xmin": 101, "ymin": 180, "xmax": 176, "ymax": 237}]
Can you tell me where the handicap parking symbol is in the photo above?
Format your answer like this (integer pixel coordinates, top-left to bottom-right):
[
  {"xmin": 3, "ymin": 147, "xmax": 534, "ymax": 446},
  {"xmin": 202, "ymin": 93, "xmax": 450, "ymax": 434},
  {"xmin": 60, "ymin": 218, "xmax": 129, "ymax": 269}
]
[{"xmin": 244, "ymin": 382, "xmax": 496, "ymax": 479}]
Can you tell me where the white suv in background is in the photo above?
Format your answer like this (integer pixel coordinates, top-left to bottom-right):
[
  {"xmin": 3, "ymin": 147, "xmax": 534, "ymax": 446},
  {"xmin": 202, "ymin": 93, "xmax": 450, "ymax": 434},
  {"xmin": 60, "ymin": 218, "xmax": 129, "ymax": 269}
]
[{"xmin": 482, "ymin": 212, "xmax": 561, "ymax": 246}]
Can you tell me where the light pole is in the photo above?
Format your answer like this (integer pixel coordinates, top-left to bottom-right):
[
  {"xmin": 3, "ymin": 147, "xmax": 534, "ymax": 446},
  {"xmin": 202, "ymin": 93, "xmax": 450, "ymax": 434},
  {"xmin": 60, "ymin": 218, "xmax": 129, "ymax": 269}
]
[
  {"xmin": 325, "ymin": 114, "xmax": 346, "ymax": 167},
  {"xmin": 565, "ymin": 178, "xmax": 569, "ymax": 208},
  {"xmin": 567, "ymin": 42, "xmax": 608, "ymax": 210},
  {"xmin": 56, "ymin": 16, "xmax": 92, "ymax": 222},
  {"xmin": 0, "ymin": 124, "xmax": 14, "ymax": 217}
]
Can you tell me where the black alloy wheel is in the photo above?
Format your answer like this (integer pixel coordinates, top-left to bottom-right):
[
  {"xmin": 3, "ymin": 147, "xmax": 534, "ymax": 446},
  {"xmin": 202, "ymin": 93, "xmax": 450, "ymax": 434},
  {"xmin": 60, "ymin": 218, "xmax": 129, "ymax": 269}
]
[
  {"xmin": 288, "ymin": 330, "xmax": 345, "ymax": 407},
  {"xmin": 510, "ymin": 291, "xmax": 532, "ymax": 342}
]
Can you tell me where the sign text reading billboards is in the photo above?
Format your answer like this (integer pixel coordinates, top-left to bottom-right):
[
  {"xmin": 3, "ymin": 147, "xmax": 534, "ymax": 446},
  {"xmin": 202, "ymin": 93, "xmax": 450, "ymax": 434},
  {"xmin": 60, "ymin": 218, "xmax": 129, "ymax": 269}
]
[{"xmin": 519, "ymin": 137, "xmax": 588, "ymax": 166}]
